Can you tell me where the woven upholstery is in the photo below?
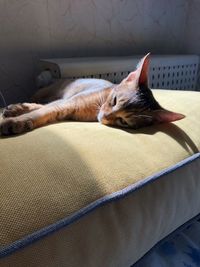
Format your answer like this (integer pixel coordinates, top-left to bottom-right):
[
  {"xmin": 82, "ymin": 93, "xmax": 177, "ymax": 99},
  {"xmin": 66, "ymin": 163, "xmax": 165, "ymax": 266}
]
[{"xmin": 0, "ymin": 90, "xmax": 200, "ymax": 267}]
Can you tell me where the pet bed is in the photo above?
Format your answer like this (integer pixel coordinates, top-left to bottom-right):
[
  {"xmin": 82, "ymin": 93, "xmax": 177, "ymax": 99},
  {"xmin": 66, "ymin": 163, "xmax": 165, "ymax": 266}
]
[{"xmin": 0, "ymin": 89, "xmax": 200, "ymax": 267}]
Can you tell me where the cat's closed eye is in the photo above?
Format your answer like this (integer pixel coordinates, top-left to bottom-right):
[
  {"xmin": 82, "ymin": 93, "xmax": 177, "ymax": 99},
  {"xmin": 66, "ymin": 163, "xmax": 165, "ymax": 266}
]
[{"xmin": 111, "ymin": 96, "xmax": 117, "ymax": 107}]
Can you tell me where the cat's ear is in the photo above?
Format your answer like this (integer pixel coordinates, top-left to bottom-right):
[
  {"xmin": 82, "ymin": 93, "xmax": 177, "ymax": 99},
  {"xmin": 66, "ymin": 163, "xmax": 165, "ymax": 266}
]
[
  {"xmin": 136, "ymin": 52, "xmax": 150, "ymax": 86},
  {"xmin": 125, "ymin": 53, "xmax": 150, "ymax": 86},
  {"xmin": 152, "ymin": 109, "xmax": 185, "ymax": 123}
]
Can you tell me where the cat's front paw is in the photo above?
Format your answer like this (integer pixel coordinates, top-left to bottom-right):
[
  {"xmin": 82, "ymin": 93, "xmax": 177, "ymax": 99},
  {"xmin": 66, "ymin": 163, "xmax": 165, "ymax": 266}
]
[
  {"xmin": 0, "ymin": 118, "xmax": 34, "ymax": 135},
  {"xmin": 3, "ymin": 104, "xmax": 26, "ymax": 117}
]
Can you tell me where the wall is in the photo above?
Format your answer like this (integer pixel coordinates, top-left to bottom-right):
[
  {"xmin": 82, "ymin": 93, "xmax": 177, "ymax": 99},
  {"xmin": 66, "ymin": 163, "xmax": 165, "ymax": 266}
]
[
  {"xmin": 0, "ymin": 0, "xmax": 189, "ymax": 104},
  {"xmin": 184, "ymin": 0, "xmax": 200, "ymax": 54},
  {"xmin": 183, "ymin": 0, "xmax": 200, "ymax": 89}
]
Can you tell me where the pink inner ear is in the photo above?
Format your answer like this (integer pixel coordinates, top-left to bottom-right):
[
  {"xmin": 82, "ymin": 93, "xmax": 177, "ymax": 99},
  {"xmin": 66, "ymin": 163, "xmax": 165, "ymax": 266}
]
[
  {"xmin": 124, "ymin": 53, "xmax": 151, "ymax": 84},
  {"xmin": 154, "ymin": 110, "xmax": 185, "ymax": 123},
  {"xmin": 126, "ymin": 71, "xmax": 137, "ymax": 82}
]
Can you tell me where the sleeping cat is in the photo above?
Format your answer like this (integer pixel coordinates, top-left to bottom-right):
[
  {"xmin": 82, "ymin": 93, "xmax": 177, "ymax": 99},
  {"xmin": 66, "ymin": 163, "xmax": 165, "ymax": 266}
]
[{"xmin": 0, "ymin": 53, "xmax": 185, "ymax": 135}]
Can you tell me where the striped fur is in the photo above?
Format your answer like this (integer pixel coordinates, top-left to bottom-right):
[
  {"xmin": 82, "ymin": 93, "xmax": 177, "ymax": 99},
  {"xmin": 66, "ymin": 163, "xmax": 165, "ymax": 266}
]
[{"xmin": 0, "ymin": 54, "xmax": 185, "ymax": 135}]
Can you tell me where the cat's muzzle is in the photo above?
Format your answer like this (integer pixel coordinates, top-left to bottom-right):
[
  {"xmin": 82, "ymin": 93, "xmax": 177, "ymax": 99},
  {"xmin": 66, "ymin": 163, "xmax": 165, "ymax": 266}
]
[
  {"xmin": 97, "ymin": 111, "xmax": 108, "ymax": 125},
  {"xmin": 97, "ymin": 111, "xmax": 113, "ymax": 125}
]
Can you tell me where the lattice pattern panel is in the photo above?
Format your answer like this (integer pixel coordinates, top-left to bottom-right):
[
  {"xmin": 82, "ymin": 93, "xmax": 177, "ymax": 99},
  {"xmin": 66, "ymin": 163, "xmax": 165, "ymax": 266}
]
[
  {"xmin": 70, "ymin": 64, "xmax": 197, "ymax": 90},
  {"xmin": 70, "ymin": 72, "xmax": 130, "ymax": 84},
  {"xmin": 38, "ymin": 55, "xmax": 199, "ymax": 91},
  {"xmin": 149, "ymin": 64, "xmax": 198, "ymax": 90}
]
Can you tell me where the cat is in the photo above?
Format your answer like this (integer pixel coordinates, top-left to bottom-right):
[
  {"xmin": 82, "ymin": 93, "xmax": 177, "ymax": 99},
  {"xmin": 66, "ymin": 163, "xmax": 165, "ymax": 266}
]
[{"xmin": 0, "ymin": 53, "xmax": 185, "ymax": 135}]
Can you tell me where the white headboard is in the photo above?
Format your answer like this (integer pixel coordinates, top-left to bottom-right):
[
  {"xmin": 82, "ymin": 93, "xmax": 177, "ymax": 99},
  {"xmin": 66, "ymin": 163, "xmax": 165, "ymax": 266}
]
[{"xmin": 37, "ymin": 55, "xmax": 199, "ymax": 91}]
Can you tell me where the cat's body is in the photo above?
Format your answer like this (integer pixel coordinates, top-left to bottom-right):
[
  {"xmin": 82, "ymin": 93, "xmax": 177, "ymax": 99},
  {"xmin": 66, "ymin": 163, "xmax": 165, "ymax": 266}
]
[
  {"xmin": 0, "ymin": 54, "xmax": 185, "ymax": 135},
  {"xmin": 31, "ymin": 78, "xmax": 113, "ymax": 121},
  {"xmin": 33, "ymin": 78, "xmax": 113, "ymax": 103}
]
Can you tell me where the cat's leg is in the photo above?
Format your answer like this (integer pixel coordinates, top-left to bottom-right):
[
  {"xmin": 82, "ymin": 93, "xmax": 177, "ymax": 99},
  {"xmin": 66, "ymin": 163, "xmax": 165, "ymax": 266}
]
[
  {"xmin": 0, "ymin": 99, "xmax": 75, "ymax": 135},
  {"xmin": 3, "ymin": 80, "xmax": 66, "ymax": 118},
  {"xmin": 3, "ymin": 103, "xmax": 44, "ymax": 117},
  {"xmin": 31, "ymin": 79, "xmax": 67, "ymax": 103}
]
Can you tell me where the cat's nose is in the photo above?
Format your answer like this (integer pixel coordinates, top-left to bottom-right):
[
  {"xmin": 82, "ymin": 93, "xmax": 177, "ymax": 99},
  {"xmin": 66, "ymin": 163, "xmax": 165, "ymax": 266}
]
[
  {"xmin": 97, "ymin": 111, "xmax": 110, "ymax": 125},
  {"xmin": 103, "ymin": 111, "xmax": 112, "ymax": 119},
  {"xmin": 104, "ymin": 114, "xmax": 113, "ymax": 122}
]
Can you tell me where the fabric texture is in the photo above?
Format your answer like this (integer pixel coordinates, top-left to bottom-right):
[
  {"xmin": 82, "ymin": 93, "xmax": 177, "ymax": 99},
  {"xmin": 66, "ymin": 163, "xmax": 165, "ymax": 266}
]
[
  {"xmin": 0, "ymin": 90, "xmax": 200, "ymax": 266},
  {"xmin": 134, "ymin": 214, "xmax": 200, "ymax": 267}
]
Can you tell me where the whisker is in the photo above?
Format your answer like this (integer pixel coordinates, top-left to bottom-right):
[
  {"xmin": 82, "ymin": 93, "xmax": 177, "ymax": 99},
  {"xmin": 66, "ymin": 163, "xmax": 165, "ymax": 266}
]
[{"xmin": 0, "ymin": 90, "xmax": 7, "ymax": 108}]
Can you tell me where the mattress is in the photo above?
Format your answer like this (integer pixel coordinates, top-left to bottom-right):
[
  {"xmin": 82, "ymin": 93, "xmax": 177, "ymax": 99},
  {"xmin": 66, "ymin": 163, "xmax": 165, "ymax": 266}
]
[{"xmin": 0, "ymin": 89, "xmax": 200, "ymax": 267}]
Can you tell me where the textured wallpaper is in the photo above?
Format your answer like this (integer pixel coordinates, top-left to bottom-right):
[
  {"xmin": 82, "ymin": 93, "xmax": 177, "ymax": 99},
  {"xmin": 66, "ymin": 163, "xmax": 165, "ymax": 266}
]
[
  {"xmin": 185, "ymin": 0, "xmax": 200, "ymax": 54},
  {"xmin": 0, "ymin": 0, "xmax": 192, "ymax": 104}
]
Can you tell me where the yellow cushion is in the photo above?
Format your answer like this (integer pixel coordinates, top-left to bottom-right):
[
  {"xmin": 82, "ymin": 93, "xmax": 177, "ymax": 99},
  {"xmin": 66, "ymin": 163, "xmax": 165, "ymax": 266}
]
[{"xmin": 1, "ymin": 90, "xmax": 200, "ymax": 266}]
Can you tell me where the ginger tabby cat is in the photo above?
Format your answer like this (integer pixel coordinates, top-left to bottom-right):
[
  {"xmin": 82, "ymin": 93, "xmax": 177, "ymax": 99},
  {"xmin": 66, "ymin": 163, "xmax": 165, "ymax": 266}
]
[{"xmin": 0, "ymin": 53, "xmax": 185, "ymax": 135}]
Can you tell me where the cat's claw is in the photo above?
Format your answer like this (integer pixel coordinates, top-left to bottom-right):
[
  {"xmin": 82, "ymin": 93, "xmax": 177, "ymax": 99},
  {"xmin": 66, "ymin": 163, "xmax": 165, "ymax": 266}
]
[{"xmin": 0, "ymin": 118, "xmax": 34, "ymax": 135}]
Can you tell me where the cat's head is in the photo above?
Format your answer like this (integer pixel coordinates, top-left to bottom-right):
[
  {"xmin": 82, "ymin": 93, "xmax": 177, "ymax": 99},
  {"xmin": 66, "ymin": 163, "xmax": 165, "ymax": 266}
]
[{"xmin": 98, "ymin": 53, "xmax": 185, "ymax": 129}]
